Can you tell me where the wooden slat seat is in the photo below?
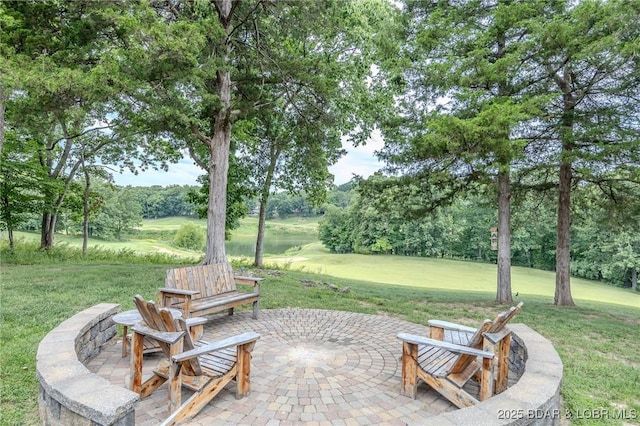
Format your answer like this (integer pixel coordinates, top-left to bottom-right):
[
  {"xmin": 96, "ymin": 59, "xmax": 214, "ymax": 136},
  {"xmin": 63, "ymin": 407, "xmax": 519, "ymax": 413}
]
[
  {"xmin": 186, "ymin": 290, "xmax": 258, "ymax": 312},
  {"xmin": 398, "ymin": 302, "xmax": 523, "ymax": 408},
  {"xmin": 159, "ymin": 263, "xmax": 262, "ymax": 320}
]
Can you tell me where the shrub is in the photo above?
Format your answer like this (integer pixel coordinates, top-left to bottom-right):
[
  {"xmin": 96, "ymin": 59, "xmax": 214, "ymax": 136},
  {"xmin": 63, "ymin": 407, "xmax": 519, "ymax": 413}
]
[{"xmin": 173, "ymin": 222, "xmax": 206, "ymax": 251}]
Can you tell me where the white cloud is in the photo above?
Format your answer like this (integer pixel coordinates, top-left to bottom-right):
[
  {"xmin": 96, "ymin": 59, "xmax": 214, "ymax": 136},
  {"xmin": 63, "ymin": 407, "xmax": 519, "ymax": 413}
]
[{"xmin": 329, "ymin": 130, "xmax": 384, "ymax": 184}]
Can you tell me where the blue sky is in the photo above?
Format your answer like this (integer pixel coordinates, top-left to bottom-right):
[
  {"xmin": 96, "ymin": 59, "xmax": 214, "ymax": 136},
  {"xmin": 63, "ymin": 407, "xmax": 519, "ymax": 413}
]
[{"xmin": 112, "ymin": 133, "xmax": 385, "ymax": 187}]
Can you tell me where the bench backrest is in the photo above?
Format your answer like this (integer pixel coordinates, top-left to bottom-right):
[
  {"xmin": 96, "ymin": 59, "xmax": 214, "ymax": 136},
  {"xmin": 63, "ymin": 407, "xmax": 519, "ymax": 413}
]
[{"xmin": 165, "ymin": 263, "xmax": 236, "ymax": 299}]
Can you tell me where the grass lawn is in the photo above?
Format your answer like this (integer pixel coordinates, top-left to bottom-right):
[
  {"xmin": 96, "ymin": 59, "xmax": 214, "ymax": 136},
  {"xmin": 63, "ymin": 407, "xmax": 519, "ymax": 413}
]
[
  {"xmin": 266, "ymin": 242, "xmax": 640, "ymax": 308},
  {"xmin": 1, "ymin": 229, "xmax": 639, "ymax": 425}
]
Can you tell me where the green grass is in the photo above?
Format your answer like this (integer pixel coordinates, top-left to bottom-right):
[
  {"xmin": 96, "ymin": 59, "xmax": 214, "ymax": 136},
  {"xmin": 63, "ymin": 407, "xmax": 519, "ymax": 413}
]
[
  {"xmin": 266, "ymin": 242, "xmax": 640, "ymax": 308},
  {"xmin": 1, "ymin": 227, "xmax": 639, "ymax": 425}
]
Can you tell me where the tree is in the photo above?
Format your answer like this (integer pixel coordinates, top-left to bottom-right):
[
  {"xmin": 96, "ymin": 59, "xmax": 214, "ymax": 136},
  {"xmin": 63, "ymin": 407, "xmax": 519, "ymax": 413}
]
[
  {"xmin": 123, "ymin": 0, "xmax": 395, "ymax": 268},
  {"xmin": 0, "ymin": 134, "xmax": 52, "ymax": 249},
  {"xmin": 174, "ymin": 222, "xmax": 206, "ymax": 251},
  {"xmin": 237, "ymin": 0, "xmax": 396, "ymax": 267},
  {"xmin": 1, "ymin": 1, "xmax": 166, "ymax": 249},
  {"xmin": 572, "ymin": 181, "xmax": 640, "ymax": 290},
  {"xmin": 376, "ymin": 0, "xmax": 554, "ymax": 303},
  {"xmin": 318, "ymin": 204, "xmax": 355, "ymax": 254},
  {"xmin": 91, "ymin": 185, "xmax": 142, "ymax": 240},
  {"xmin": 521, "ymin": 0, "xmax": 640, "ymax": 305}
]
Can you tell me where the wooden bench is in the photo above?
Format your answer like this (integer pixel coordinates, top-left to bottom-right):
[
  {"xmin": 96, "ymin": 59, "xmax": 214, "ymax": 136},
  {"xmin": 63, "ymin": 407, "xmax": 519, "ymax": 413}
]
[{"xmin": 158, "ymin": 263, "xmax": 262, "ymax": 320}]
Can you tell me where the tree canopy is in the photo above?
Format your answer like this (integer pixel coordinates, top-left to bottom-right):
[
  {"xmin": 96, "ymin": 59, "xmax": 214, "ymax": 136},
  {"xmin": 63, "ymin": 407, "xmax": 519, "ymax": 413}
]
[{"xmin": 1, "ymin": 0, "xmax": 638, "ymax": 304}]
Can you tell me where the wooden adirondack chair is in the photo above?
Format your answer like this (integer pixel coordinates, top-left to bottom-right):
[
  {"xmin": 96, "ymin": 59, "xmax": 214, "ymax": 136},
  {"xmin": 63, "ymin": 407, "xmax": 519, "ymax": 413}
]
[
  {"xmin": 397, "ymin": 302, "xmax": 523, "ymax": 408},
  {"xmin": 130, "ymin": 295, "xmax": 260, "ymax": 425}
]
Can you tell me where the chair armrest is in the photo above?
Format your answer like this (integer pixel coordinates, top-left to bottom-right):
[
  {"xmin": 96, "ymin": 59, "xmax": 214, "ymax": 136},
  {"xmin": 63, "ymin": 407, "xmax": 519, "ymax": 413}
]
[
  {"xmin": 132, "ymin": 324, "xmax": 185, "ymax": 344},
  {"xmin": 397, "ymin": 333, "xmax": 495, "ymax": 359},
  {"xmin": 428, "ymin": 320, "xmax": 477, "ymax": 333},
  {"xmin": 483, "ymin": 327, "xmax": 512, "ymax": 344},
  {"xmin": 185, "ymin": 317, "xmax": 208, "ymax": 328},
  {"xmin": 172, "ymin": 332, "xmax": 261, "ymax": 362}
]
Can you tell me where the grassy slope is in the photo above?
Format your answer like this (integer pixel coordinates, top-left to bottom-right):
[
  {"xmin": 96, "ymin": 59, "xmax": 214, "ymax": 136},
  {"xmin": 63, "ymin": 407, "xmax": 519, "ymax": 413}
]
[{"xmin": 267, "ymin": 242, "xmax": 640, "ymax": 308}]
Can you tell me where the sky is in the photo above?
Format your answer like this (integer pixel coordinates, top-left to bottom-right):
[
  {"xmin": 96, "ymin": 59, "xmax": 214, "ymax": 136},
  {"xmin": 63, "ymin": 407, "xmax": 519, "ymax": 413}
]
[{"xmin": 112, "ymin": 131, "xmax": 385, "ymax": 187}]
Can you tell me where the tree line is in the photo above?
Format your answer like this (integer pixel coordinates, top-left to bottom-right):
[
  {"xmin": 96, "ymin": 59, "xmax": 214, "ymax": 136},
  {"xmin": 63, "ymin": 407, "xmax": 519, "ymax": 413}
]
[
  {"xmin": 6, "ymin": 180, "xmax": 325, "ymax": 242},
  {"xmin": 319, "ymin": 180, "xmax": 639, "ymax": 291},
  {"xmin": 1, "ymin": 0, "xmax": 638, "ymax": 306}
]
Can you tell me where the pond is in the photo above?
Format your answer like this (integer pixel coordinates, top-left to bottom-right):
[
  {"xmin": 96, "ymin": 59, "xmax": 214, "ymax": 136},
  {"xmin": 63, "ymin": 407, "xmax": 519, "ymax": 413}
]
[{"xmin": 225, "ymin": 233, "xmax": 318, "ymax": 257}]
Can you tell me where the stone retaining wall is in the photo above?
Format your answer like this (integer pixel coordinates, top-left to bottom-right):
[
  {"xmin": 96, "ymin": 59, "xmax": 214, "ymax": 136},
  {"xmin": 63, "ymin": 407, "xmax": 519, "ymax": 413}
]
[
  {"xmin": 434, "ymin": 323, "xmax": 564, "ymax": 426},
  {"xmin": 36, "ymin": 307, "xmax": 561, "ymax": 426},
  {"xmin": 36, "ymin": 304, "xmax": 139, "ymax": 426}
]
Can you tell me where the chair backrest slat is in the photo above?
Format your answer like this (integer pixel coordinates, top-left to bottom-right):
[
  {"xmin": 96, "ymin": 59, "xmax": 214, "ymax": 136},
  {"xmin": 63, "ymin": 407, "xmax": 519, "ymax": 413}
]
[
  {"xmin": 487, "ymin": 302, "xmax": 523, "ymax": 334},
  {"xmin": 449, "ymin": 320, "xmax": 493, "ymax": 374},
  {"xmin": 174, "ymin": 317, "xmax": 202, "ymax": 375},
  {"xmin": 448, "ymin": 302, "xmax": 524, "ymax": 375}
]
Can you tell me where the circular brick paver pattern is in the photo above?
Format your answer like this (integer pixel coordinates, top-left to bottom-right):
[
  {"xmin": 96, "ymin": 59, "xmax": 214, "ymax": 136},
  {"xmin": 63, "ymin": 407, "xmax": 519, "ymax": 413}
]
[{"xmin": 88, "ymin": 308, "xmax": 458, "ymax": 425}]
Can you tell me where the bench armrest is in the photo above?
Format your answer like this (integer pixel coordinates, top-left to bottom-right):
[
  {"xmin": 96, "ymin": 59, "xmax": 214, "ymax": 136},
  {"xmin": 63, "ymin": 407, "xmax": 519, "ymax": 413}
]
[
  {"xmin": 397, "ymin": 332, "xmax": 495, "ymax": 359},
  {"xmin": 235, "ymin": 276, "xmax": 262, "ymax": 291},
  {"xmin": 172, "ymin": 332, "xmax": 261, "ymax": 362},
  {"xmin": 158, "ymin": 288, "xmax": 199, "ymax": 317},
  {"xmin": 428, "ymin": 320, "xmax": 477, "ymax": 333}
]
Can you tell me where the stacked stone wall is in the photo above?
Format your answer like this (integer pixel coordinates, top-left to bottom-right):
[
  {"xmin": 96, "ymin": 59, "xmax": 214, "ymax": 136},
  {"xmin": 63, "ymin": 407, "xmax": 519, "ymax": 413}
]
[{"xmin": 36, "ymin": 304, "xmax": 138, "ymax": 426}]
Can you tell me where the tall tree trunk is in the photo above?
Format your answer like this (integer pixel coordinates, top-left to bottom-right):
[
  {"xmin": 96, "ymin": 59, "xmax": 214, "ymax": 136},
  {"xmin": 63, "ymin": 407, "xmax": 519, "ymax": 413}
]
[
  {"xmin": 41, "ymin": 212, "xmax": 56, "ymax": 250},
  {"xmin": 254, "ymin": 144, "xmax": 280, "ymax": 268},
  {"xmin": 203, "ymin": 73, "xmax": 231, "ymax": 266},
  {"xmin": 2, "ymin": 193, "xmax": 14, "ymax": 250},
  {"xmin": 494, "ymin": 28, "xmax": 512, "ymax": 304},
  {"xmin": 554, "ymin": 67, "xmax": 576, "ymax": 306},
  {"xmin": 0, "ymin": 83, "xmax": 5, "ymax": 158},
  {"xmin": 496, "ymin": 170, "xmax": 513, "ymax": 304},
  {"xmin": 82, "ymin": 165, "xmax": 90, "ymax": 256},
  {"xmin": 555, "ymin": 161, "xmax": 575, "ymax": 305},
  {"xmin": 202, "ymin": 0, "xmax": 234, "ymax": 266},
  {"xmin": 631, "ymin": 268, "xmax": 637, "ymax": 291},
  {"xmin": 255, "ymin": 196, "xmax": 268, "ymax": 268}
]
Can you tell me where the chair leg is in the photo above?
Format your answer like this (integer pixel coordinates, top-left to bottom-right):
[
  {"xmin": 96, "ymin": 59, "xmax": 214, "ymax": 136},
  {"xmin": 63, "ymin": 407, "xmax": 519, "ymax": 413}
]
[
  {"xmin": 161, "ymin": 369, "xmax": 236, "ymax": 426},
  {"xmin": 495, "ymin": 334, "xmax": 511, "ymax": 393},
  {"xmin": 420, "ymin": 372, "xmax": 479, "ymax": 408},
  {"xmin": 480, "ymin": 339, "xmax": 496, "ymax": 401},
  {"xmin": 479, "ymin": 357, "xmax": 494, "ymax": 401},
  {"xmin": 167, "ymin": 342, "xmax": 184, "ymax": 414},
  {"xmin": 228, "ymin": 307, "xmax": 234, "ymax": 316},
  {"xmin": 236, "ymin": 342, "xmax": 253, "ymax": 398},
  {"xmin": 430, "ymin": 326, "xmax": 444, "ymax": 341},
  {"xmin": 130, "ymin": 332, "xmax": 145, "ymax": 392},
  {"xmin": 400, "ymin": 342, "xmax": 418, "ymax": 399},
  {"xmin": 252, "ymin": 300, "xmax": 259, "ymax": 319}
]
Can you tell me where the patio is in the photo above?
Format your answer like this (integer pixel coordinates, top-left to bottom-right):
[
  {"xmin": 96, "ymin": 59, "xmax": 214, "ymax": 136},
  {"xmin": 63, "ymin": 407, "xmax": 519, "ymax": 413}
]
[{"xmin": 87, "ymin": 308, "xmax": 460, "ymax": 425}]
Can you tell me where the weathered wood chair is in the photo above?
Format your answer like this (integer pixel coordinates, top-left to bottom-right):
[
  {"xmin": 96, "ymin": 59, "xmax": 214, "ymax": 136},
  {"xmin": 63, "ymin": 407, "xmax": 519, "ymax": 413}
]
[
  {"xmin": 397, "ymin": 302, "xmax": 523, "ymax": 408},
  {"xmin": 130, "ymin": 295, "xmax": 260, "ymax": 425}
]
